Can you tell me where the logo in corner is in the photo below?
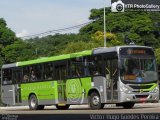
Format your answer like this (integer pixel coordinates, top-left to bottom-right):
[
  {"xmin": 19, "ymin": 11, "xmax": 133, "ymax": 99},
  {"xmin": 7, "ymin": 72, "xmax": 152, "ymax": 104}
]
[{"xmin": 111, "ymin": 0, "xmax": 125, "ymax": 12}]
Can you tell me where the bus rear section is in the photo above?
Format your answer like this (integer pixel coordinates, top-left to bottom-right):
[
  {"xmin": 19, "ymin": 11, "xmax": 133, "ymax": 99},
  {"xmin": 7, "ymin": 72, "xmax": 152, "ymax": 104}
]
[{"xmin": 1, "ymin": 63, "xmax": 22, "ymax": 106}]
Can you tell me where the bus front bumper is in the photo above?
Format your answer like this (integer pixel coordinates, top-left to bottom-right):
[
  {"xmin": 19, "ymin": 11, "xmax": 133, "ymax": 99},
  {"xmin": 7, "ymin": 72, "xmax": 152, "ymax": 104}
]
[{"xmin": 119, "ymin": 92, "xmax": 159, "ymax": 103}]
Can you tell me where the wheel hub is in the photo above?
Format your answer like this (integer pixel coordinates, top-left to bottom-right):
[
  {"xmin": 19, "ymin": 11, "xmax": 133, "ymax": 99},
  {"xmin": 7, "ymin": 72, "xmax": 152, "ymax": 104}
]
[
  {"xmin": 31, "ymin": 98, "xmax": 36, "ymax": 108},
  {"xmin": 92, "ymin": 96, "xmax": 100, "ymax": 106}
]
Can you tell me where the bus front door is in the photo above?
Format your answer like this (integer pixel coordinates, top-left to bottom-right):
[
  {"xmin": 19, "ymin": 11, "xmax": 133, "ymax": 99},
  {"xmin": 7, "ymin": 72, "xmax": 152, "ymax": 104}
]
[{"xmin": 106, "ymin": 59, "xmax": 118, "ymax": 102}]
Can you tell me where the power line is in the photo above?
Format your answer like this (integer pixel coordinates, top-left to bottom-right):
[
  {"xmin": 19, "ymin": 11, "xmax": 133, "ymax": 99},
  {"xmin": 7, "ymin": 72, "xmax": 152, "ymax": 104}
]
[{"xmin": 21, "ymin": 21, "xmax": 92, "ymax": 39}]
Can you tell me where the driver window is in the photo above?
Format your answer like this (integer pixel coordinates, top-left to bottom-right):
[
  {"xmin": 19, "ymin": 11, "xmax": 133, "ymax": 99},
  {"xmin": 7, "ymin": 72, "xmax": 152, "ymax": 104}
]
[{"xmin": 89, "ymin": 55, "xmax": 103, "ymax": 76}]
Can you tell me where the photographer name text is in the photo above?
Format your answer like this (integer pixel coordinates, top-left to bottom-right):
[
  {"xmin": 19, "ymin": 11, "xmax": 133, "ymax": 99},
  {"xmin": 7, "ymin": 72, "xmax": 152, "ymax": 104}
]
[{"xmin": 90, "ymin": 114, "xmax": 159, "ymax": 120}]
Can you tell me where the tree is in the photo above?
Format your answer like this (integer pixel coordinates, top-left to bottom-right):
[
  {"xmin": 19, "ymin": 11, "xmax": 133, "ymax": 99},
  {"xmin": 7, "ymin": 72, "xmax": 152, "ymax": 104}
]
[
  {"xmin": 61, "ymin": 41, "xmax": 92, "ymax": 54},
  {"xmin": 2, "ymin": 40, "xmax": 34, "ymax": 63},
  {"xmin": 0, "ymin": 18, "xmax": 19, "ymax": 65},
  {"xmin": 79, "ymin": 8, "xmax": 160, "ymax": 48},
  {"xmin": 0, "ymin": 18, "xmax": 17, "ymax": 47},
  {"xmin": 91, "ymin": 31, "xmax": 123, "ymax": 46},
  {"xmin": 25, "ymin": 33, "xmax": 93, "ymax": 57}
]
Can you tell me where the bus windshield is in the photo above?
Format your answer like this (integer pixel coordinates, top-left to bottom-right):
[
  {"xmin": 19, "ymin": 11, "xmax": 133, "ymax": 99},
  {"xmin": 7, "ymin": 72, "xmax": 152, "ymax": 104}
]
[
  {"xmin": 119, "ymin": 47, "xmax": 158, "ymax": 83},
  {"xmin": 120, "ymin": 58, "xmax": 158, "ymax": 83}
]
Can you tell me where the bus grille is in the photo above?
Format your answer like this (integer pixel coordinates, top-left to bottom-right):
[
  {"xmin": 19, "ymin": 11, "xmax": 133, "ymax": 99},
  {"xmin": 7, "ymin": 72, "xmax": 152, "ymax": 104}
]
[
  {"xmin": 135, "ymin": 95, "xmax": 148, "ymax": 98},
  {"xmin": 129, "ymin": 85, "xmax": 152, "ymax": 90}
]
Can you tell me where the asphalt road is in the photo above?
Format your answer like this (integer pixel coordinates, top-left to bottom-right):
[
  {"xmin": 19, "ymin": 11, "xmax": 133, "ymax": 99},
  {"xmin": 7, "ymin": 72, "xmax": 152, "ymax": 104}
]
[{"xmin": 0, "ymin": 103, "xmax": 160, "ymax": 114}]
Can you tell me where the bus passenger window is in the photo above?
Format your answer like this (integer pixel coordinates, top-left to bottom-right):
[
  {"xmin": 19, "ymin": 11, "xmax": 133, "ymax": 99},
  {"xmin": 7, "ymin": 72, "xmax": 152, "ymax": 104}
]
[
  {"xmin": 43, "ymin": 63, "xmax": 53, "ymax": 80},
  {"xmin": 30, "ymin": 70, "xmax": 37, "ymax": 81},
  {"xmin": 23, "ymin": 75, "xmax": 29, "ymax": 82},
  {"xmin": 13, "ymin": 68, "xmax": 22, "ymax": 84},
  {"xmin": 70, "ymin": 58, "xmax": 85, "ymax": 78},
  {"xmin": 23, "ymin": 66, "xmax": 30, "ymax": 82},
  {"xmin": 29, "ymin": 64, "xmax": 42, "ymax": 81}
]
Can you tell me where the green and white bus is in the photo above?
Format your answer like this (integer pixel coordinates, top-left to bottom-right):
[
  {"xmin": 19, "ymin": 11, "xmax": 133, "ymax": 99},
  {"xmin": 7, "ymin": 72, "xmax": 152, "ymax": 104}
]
[{"xmin": 1, "ymin": 46, "xmax": 159, "ymax": 110}]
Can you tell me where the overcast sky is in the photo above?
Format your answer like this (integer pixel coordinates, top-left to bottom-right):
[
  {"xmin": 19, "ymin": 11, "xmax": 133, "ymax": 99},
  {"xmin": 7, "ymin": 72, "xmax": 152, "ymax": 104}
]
[{"xmin": 0, "ymin": 0, "xmax": 111, "ymax": 37}]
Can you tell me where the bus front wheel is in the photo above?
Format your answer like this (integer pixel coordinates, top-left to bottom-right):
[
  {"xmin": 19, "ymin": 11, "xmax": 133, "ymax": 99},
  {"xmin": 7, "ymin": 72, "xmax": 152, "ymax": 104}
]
[
  {"xmin": 29, "ymin": 94, "xmax": 44, "ymax": 110},
  {"xmin": 122, "ymin": 102, "xmax": 135, "ymax": 109},
  {"xmin": 89, "ymin": 92, "xmax": 104, "ymax": 109}
]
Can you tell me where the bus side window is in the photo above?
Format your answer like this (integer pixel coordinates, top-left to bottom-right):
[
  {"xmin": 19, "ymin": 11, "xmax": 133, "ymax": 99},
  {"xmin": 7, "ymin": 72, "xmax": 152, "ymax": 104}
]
[
  {"xmin": 36, "ymin": 64, "xmax": 42, "ymax": 80},
  {"xmin": 54, "ymin": 61, "xmax": 67, "ymax": 80},
  {"xmin": 30, "ymin": 70, "xmax": 37, "ymax": 81},
  {"xmin": 43, "ymin": 62, "xmax": 53, "ymax": 80},
  {"xmin": 70, "ymin": 58, "xmax": 85, "ymax": 78},
  {"xmin": 13, "ymin": 67, "xmax": 22, "ymax": 84},
  {"xmin": 23, "ymin": 66, "xmax": 30, "ymax": 82},
  {"xmin": 3, "ymin": 69, "xmax": 12, "ymax": 85},
  {"xmin": 90, "ymin": 56, "xmax": 103, "ymax": 76},
  {"xmin": 29, "ymin": 64, "xmax": 42, "ymax": 81},
  {"xmin": 29, "ymin": 66, "xmax": 37, "ymax": 81}
]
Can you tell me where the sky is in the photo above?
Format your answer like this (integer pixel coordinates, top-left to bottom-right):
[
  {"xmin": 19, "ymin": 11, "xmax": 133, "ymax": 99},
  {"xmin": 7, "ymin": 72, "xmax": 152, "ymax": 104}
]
[{"xmin": 0, "ymin": 0, "xmax": 111, "ymax": 37}]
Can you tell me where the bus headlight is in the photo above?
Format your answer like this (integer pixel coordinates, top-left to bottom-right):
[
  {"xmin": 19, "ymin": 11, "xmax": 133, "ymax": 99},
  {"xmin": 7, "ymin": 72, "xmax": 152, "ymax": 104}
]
[
  {"xmin": 120, "ymin": 85, "xmax": 132, "ymax": 93},
  {"xmin": 151, "ymin": 86, "xmax": 159, "ymax": 93}
]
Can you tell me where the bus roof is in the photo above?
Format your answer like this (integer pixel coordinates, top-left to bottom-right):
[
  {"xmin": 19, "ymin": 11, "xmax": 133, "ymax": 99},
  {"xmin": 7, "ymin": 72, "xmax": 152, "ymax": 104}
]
[
  {"xmin": 1, "ymin": 63, "xmax": 17, "ymax": 69},
  {"xmin": 93, "ymin": 45, "xmax": 153, "ymax": 55},
  {"xmin": 1, "ymin": 50, "xmax": 91, "ymax": 68},
  {"xmin": 2, "ymin": 45, "xmax": 153, "ymax": 69},
  {"xmin": 93, "ymin": 47, "xmax": 117, "ymax": 55},
  {"xmin": 17, "ymin": 50, "xmax": 92, "ymax": 67}
]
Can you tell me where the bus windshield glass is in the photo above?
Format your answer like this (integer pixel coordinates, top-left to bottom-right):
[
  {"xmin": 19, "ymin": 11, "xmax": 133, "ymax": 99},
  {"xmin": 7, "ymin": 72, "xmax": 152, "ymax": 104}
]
[{"xmin": 119, "ymin": 47, "xmax": 158, "ymax": 83}]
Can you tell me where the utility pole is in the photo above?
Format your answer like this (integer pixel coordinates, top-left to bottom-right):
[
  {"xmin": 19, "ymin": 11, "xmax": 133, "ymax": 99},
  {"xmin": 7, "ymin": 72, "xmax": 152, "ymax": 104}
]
[{"xmin": 104, "ymin": 0, "xmax": 106, "ymax": 47}]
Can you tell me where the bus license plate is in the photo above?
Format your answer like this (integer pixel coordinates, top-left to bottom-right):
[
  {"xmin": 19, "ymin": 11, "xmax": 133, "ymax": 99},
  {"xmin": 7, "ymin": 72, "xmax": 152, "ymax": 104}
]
[{"xmin": 140, "ymin": 98, "xmax": 146, "ymax": 102}]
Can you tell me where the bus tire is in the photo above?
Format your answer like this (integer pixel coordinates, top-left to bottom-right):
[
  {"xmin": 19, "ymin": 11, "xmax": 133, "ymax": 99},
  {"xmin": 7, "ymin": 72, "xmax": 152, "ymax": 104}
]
[
  {"xmin": 38, "ymin": 105, "xmax": 45, "ymax": 110},
  {"xmin": 29, "ymin": 94, "xmax": 43, "ymax": 110},
  {"xmin": 122, "ymin": 102, "xmax": 135, "ymax": 109},
  {"xmin": 56, "ymin": 105, "xmax": 70, "ymax": 110},
  {"xmin": 89, "ymin": 92, "xmax": 104, "ymax": 109}
]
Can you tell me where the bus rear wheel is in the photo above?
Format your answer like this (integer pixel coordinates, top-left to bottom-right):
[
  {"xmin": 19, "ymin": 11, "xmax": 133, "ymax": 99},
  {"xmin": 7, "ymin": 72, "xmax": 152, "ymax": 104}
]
[
  {"xmin": 122, "ymin": 102, "xmax": 135, "ymax": 109},
  {"xmin": 89, "ymin": 92, "xmax": 104, "ymax": 109},
  {"xmin": 29, "ymin": 94, "xmax": 44, "ymax": 110},
  {"xmin": 56, "ymin": 105, "xmax": 70, "ymax": 110}
]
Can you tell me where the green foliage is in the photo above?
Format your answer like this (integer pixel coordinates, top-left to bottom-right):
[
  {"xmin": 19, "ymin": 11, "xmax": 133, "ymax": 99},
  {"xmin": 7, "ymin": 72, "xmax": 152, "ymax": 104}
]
[
  {"xmin": 25, "ymin": 34, "xmax": 93, "ymax": 57},
  {"xmin": 80, "ymin": 9, "xmax": 160, "ymax": 48},
  {"xmin": 0, "ymin": 19, "xmax": 17, "ymax": 47},
  {"xmin": 61, "ymin": 41, "xmax": 93, "ymax": 54},
  {"xmin": 89, "ymin": 8, "xmax": 111, "ymax": 20},
  {"xmin": 91, "ymin": 31, "xmax": 123, "ymax": 46},
  {"xmin": 155, "ymin": 48, "xmax": 160, "ymax": 65},
  {"xmin": 0, "ymin": 18, "xmax": 7, "ymax": 27},
  {"xmin": 0, "ymin": 18, "xmax": 19, "ymax": 65},
  {"xmin": 2, "ymin": 40, "xmax": 34, "ymax": 63}
]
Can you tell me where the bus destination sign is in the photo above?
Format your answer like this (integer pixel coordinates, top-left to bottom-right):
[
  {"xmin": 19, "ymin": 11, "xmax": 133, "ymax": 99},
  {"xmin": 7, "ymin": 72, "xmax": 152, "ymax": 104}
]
[
  {"xmin": 127, "ymin": 49, "xmax": 146, "ymax": 55},
  {"xmin": 120, "ymin": 47, "xmax": 154, "ymax": 56}
]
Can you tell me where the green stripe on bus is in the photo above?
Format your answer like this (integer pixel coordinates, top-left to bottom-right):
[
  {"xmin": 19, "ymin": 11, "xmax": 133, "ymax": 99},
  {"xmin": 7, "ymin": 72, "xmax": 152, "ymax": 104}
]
[
  {"xmin": 17, "ymin": 50, "xmax": 92, "ymax": 66},
  {"xmin": 140, "ymin": 83, "xmax": 158, "ymax": 91}
]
